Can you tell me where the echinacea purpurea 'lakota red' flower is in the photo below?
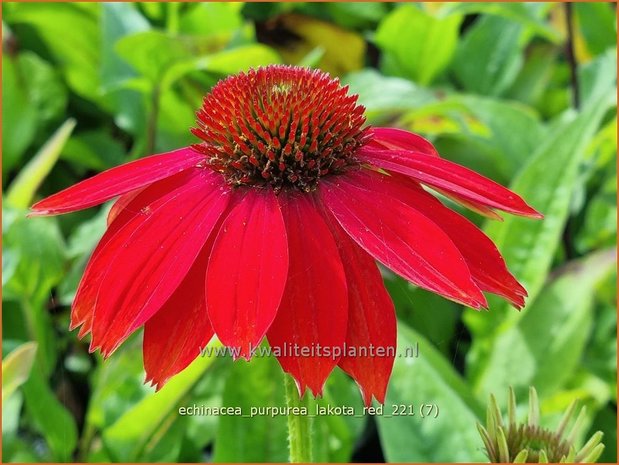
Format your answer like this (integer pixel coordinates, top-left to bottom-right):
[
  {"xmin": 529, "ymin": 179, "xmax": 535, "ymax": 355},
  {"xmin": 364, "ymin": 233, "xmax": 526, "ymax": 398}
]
[{"xmin": 31, "ymin": 65, "xmax": 541, "ymax": 405}]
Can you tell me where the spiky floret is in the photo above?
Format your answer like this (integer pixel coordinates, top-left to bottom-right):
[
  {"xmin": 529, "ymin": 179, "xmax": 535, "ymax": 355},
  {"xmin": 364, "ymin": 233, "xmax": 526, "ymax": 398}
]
[
  {"xmin": 192, "ymin": 65, "xmax": 370, "ymax": 191},
  {"xmin": 478, "ymin": 387, "xmax": 605, "ymax": 463}
]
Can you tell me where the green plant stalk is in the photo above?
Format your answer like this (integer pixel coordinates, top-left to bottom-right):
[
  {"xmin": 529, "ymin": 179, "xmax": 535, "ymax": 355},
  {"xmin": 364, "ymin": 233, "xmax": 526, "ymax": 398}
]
[
  {"xmin": 145, "ymin": 84, "xmax": 161, "ymax": 156},
  {"xmin": 284, "ymin": 375, "xmax": 313, "ymax": 463}
]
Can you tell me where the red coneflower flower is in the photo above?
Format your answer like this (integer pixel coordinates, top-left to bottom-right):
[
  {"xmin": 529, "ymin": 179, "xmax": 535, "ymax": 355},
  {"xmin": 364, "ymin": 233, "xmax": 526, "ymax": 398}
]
[{"xmin": 31, "ymin": 65, "xmax": 541, "ymax": 405}]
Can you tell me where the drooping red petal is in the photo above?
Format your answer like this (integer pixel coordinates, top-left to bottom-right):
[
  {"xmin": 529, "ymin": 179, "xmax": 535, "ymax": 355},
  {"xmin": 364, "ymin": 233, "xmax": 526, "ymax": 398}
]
[
  {"xmin": 267, "ymin": 193, "xmax": 348, "ymax": 396},
  {"xmin": 319, "ymin": 172, "xmax": 486, "ymax": 308},
  {"xmin": 320, "ymin": 209, "xmax": 396, "ymax": 406},
  {"xmin": 367, "ymin": 127, "xmax": 438, "ymax": 157},
  {"xmin": 206, "ymin": 187, "xmax": 288, "ymax": 360},
  {"xmin": 352, "ymin": 169, "xmax": 527, "ymax": 308},
  {"xmin": 71, "ymin": 171, "xmax": 198, "ymax": 337},
  {"xmin": 358, "ymin": 146, "xmax": 542, "ymax": 218},
  {"xmin": 30, "ymin": 147, "xmax": 204, "ymax": 216},
  {"xmin": 143, "ymin": 243, "xmax": 215, "ymax": 390},
  {"xmin": 90, "ymin": 171, "xmax": 231, "ymax": 356},
  {"xmin": 107, "ymin": 188, "xmax": 144, "ymax": 226},
  {"xmin": 433, "ymin": 187, "xmax": 504, "ymax": 221}
]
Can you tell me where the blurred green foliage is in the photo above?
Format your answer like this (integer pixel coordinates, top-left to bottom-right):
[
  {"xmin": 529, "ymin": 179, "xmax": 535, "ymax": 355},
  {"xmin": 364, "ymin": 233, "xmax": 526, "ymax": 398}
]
[{"xmin": 2, "ymin": 2, "xmax": 616, "ymax": 463}]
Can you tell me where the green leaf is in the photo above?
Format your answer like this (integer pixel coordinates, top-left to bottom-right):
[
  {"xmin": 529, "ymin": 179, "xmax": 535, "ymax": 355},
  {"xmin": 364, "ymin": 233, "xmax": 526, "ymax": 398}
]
[
  {"xmin": 6, "ymin": 3, "xmax": 102, "ymax": 103},
  {"xmin": 451, "ymin": 15, "xmax": 525, "ymax": 96},
  {"xmin": 385, "ymin": 276, "xmax": 459, "ymax": 355},
  {"xmin": 62, "ymin": 130, "xmax": 126, "ymax": 171},
  {"xmin": 101, "ymin": 2, "xmax": 150, "ymax": 88},
  {"xmin": 2, "ymin": 391, "xmax": 24, "ymax": 439},
  {"xmin": 580, "ymin": 48, "xmax": 617, "ymax": 108},
  {"xmin": 102, "ymin": 345, "xmax": 220, "ymax": 461},
  {"xmin": 2, "ymin": 211, "xmax": 66, "ymax": 304},
  {"xmin": 343, "ymin": 69, "xmax": 435, "ymax": 123},
  {"xmin": 575, "ymin": 2, "xmax": 617, "ymax": 56},
  {"xmin": 375, "ymin": 5, "xmax": 461, "ymax": 85},
  {"xmin": 465, "ymin": 91, "xmax": 614, "ymax": 385},
  {"xmin": 179, "ymin": 3, "xmax": 243, "ymax": 37},
  {"xmin": 506, "ymin": 44, "xmax": 558, "ymax": 107},
  {"xmin": 400, "ymin": 95, "xmax": 545, "ymax": 180},
  {"xmin": 17, "ymin": 51, "xmax": 68, "ymax": 124},
  {"xmin": 440, "ymin": 2, "xmax": 560, "ymax": 42},
  {"xmin": 577, "ymin": 170, "xmax": 617, "ymax": 252},
  {"xmin": 3, "ymin": 211, "xmax": 66, "ymax": 373},
  {"xmin": 6, "ymin": 118, "xmax": 76, "ymax": 209},
  {"xmin": 322, "ymin": 2, "xmax": 388, "ymax": 29},
  {"xmin": 22, "ymin": 368, "xmax": 78, "ymax": 461},
  {"xmin": 377, "ymin": 324, "xmax": 486, "ymax": 462},
  {"xmin": 459, "ymin": 95, "xmax": 545, "ymax": 177},
  {"xmin": 1, "ymin": 54, "xmax": 37, "ymax": 174},
  {"xmin": 213, "ymin": 355, "xmax": 289, "ymax": 462},
  {"xmin": 474, "ymin": 249, "xmax": 616, "ymax": 403},
  {"xmin": 101, "ymin": 2, "xmax": 150, "ymax": 135},
  {"xmin": 2, "ymin": 341, "xmax": 37, "ymax": 401},
  {"xmin": 160, "ymin": 44, "xmax": 282, "ymax": 92},
  {"xmin": 115, "ymin": 30, "xmax": 196, "ymax": 84}
]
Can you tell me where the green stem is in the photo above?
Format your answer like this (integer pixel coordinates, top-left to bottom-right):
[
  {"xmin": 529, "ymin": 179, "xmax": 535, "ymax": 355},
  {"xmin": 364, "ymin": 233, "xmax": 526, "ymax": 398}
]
[
  {"xmin": 284, "ymin": 375, "xmax": 313, "ymax": 463},
  {"xmin": 145, "ymin": 84, "xmax": 160, "ymax": 156}
]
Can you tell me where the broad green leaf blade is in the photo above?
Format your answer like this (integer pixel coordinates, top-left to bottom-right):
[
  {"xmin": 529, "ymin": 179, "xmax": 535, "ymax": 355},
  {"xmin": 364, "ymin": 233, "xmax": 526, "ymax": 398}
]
[
  {"xmin": 377, "ymin": 324, "xmax": 486, "ymax": 462},
  {"xmin": 114, "ymin": 30, "xmax": 195, "ymax": 83},
  {"xmin": 400, "ymin": 95, "xmax": 545, "ymax": 180},
  {"xmin": 465, "ymin": 91, "xmax": 614, "ymax": 385},
  {"xmin": 102, "ymin": 346, "xmax": 219, "ymax": 461},
  {"xmin": 343, "ymin": 69, "xmax": 435, "ymax": 123},
  {"xmin": 459, "ymin": 95, "xmax": 545, "ymax": 177},
  {"xmin": 213, "ymin": 355, "xmax": 288, "ymax": 462},
  {"xmin": 22, "ymin": 368, "xmax": 78, "ymax": 461},
  {"xmin": 375, "ymin": 5, "xmax": 461, "ymax": 85},
  {"xmin": 179, "ymin": 3, "xmax": 243, "ymax": 37},
  {"xmin": 101, "ymin": 2, "xmax": 150, "ymax": 135},
  {"xmin": 576, "ymin": 169, "xmax": 617, "ymax": 252},
  {"xmin": 2, "ymin": 54, "xmax": 38, "ymax": 174},
  {"xmin": 475, "ymin": 248, "xmax": 616, "ymax": 403},
  {"xmin": 6, "ymin": 119, "xmax": 76, "ymax": 209},
  {"xmin": 385, "ymin": 276, "xmax": 460, "ymax": 356},
  {"xmin": 506, "ymin": 44, "xmax": 558, "ymax": 107},
  {"xmin": 580, "ymin": 48, "xmax": 617, "ymax": 108},
  {"xmin": 440, "ymin": 2, "xmax": 560, "ymax": 42},
  {"xmin": 2, "ymin": 341, "xmax": 37, "ymax": 400},
  {"xmin": 161, "ymin": 44, "xmax": 282, "ymax": 92},
  {"xmin": 574, "ymin": 2, "xmax": 616, "ymax": 56},
  {"xmin": 2, "ymin": 211, "xmax": 66, "ymax": 303},
  {"xmin": 452, "ymin": 15, "xmax": 525, "ymax": 96},
  {"xmin": 5, "ymin": 3, "xmax": 102, "ymax": 103}
]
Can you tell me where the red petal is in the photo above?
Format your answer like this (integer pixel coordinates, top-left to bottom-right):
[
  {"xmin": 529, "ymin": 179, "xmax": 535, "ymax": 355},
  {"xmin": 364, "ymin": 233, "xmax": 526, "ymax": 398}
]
[
  {"xmin": 71, "ymin": 171, "xmax": 197, "ymax": 337},
  {"xmin": 321, "ymin": 211, "xmax": 396, "ymax": 406},
  {"xmin": 30, "ymin": 147, "xmax": 203, "ymax": 216},
  {"xmin": 90, "ymin": 171, "xmax": 231, "ymax": 356},
  {"xmin": 107, "ymin": 188, "xmax": 144, "ymax": 226},
  {"xmin": 355, "ymin": 170, "xmax": 527, "ymax": 308},
  {"xmin": 358, "ymin": 146, "xmax": 542, "ymax": 218},
  {"xmin": 143, "ymin": 244, "xmax": 214, "ymax": 390},
  {"xmin": 433, "ymin": 187, "xmax": 504, "ymax": 221},
  {"xmin": 367, "ymin": 127, "xmax": 438, "ymax": 156},
  {"xmin": 267, "ymin": 193, "xmax": 348, "ymax": 396},
  {"xmin": 206, "ymin": 187, "xmax": 288, "ymax": 359},
  {"xmin": 319, "ymin": 172, "xmax": 486, "ymax": 308}
]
